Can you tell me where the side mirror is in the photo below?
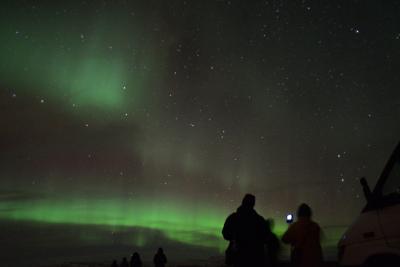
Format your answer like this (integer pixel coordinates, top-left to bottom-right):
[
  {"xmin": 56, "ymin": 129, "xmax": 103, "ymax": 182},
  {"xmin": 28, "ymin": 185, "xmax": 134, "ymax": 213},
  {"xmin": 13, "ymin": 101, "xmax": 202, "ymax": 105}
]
[{"xmin": 360, "ymin": 177, "xmax": 372, "ymax": 202}]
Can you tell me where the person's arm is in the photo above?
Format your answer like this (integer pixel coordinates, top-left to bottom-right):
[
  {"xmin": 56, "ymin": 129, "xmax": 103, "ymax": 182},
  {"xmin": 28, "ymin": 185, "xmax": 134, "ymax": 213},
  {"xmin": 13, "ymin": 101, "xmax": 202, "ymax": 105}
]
[
  {"xmin": 263, "ymin": 218, "xmax": 273, "ymax": 243},
  {"xmin": 319, "ymin": 224, "xmax": 325, "ymax": 242},
  {"xmin": 222, "ymin": 213, "xmax": 235, "ymax": 241},
  {"xmin": 281, "ymin": 224, "xmax": 295, "ymax": 245}
]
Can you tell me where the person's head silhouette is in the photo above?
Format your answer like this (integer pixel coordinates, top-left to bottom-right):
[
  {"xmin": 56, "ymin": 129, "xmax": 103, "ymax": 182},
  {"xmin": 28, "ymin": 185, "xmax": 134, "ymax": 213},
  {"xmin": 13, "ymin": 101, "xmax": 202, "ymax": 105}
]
[
  {"xmin": 132, "ymin": 252, "xmax": 140, "ymax": 260},
  {"xmin": 158, "ymin": 247, "xmax": 164, "ymax": 254},
  {"xmin": 241, "ymin": 193, "xmax": 256, "ymax": 209},
  {"xmin": 297, "ymin": 203, "xmax": 312, "ymax": 218}
]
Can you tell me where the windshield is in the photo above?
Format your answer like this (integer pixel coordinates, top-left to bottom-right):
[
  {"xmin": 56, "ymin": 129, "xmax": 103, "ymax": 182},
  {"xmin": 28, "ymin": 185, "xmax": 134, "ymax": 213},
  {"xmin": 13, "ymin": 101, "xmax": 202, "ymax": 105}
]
[{"xmin": 382, "ymin": 155, "xmax": 400, "ymax": 197}]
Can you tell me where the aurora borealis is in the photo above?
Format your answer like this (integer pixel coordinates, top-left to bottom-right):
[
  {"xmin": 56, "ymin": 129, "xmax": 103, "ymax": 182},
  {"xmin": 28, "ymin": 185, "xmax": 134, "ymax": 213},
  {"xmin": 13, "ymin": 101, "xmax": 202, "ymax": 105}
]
[{"xmin": 1, "ymin": 0, "xmax": 400, "ymax": 266}]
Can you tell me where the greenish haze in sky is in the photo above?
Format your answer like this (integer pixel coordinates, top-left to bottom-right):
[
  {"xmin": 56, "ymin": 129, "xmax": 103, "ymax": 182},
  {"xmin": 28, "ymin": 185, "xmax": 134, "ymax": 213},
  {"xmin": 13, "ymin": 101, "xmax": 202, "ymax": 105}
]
[
  {"xmin": 0, "ymin": 196, "xmax": 298, "ymax": 251},
  {"xmin": 0, "ymin": 16, "xmax": 153, "ymax": 114}
]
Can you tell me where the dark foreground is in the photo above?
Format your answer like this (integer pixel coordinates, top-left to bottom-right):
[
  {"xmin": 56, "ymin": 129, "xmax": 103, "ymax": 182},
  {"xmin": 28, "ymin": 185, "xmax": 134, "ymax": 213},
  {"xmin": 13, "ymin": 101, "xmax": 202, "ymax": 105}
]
[{"xmin": 41, "ymin": 262, "xmax": 339, "ymax": 267}]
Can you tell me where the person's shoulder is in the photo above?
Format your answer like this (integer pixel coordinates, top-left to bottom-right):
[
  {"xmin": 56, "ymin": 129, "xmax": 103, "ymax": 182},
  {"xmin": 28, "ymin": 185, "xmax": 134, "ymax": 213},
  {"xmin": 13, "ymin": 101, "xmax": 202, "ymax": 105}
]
[
  {"xmin": 252, "ymin": 209, "xmax": 265, "ymax": 220},
  {"xmin": 225, "ymin": 212, "xmax": 238, "ymax": 221},
  {"xmin": 309, "ymin": 220, "xmax": 322, "ymax": 230},
  {"xmin": 228, "ymin": 211, "xmax": 238, "ymax": 218},
  {"xmin": 253, "ymin": 212, "xmax": 271, "ymax": 228},
  {"xmin": 287, "ymin": 221, "xmax": 300, "ymax": 230},
  {"xmin": 259, "ymin": 215, "xmax": 269, "ymax": 226},
  {"xmin": 309, "ymin": 219, "xmax": 320, "ymax": 225}
]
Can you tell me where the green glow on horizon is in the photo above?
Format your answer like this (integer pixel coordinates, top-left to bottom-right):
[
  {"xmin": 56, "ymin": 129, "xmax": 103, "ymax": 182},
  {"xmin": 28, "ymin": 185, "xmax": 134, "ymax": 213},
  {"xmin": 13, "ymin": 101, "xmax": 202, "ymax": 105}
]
[
  {"xmin": 0, "ymin": 197, "xmax": 228, "ymax": 250},
  {"xmin": 0, "ymin": 196, "xmax": 343, "ymax": 252}
]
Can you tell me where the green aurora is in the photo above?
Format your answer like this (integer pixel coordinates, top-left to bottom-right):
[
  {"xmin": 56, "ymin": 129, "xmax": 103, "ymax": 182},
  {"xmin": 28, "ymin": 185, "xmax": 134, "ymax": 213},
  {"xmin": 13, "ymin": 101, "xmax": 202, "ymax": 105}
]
[
  {"xmin": 0, "ymin": 196, "xmax": 225, "ymax": 249},
  {"xmin": 3, "ymin": 2, "xmax": 389, "ymax": 264},
  {"xmin": 0, "ymin": 6, "xmax": 158, "ymax": 114},
  {"xmin": 0, "ymin": 196, "xmax": 342, "ymax": 251}
]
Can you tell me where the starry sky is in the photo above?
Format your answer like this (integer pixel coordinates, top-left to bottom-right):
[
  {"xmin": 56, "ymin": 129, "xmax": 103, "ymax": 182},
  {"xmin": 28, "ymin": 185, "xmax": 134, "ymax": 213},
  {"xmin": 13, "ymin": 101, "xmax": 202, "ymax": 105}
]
[{"xmin": 1, "ymin": 0, "xmax": 400, "ymax": 265}]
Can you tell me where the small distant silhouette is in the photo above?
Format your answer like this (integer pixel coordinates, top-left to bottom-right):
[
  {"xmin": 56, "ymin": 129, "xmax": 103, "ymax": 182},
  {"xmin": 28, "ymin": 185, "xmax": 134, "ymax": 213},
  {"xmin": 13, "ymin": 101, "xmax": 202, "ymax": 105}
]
[
  {"xmin": 282, "ymin": 203, "xmax": 323, "ymax": 267},
  {"xmin": 111, "ymin": 259, "xmax": 119, "ymax": 267},
  {"xmin": 120, "ymin": 257, "xmax": 129, "ymax": 267},
  {"xmin": 130, "ymin": 252, "xmax": 143, "ymax": 267},
  {"xmin": 222, "ymin": 194, "xmax": 271, "ymax": 267},
  {"xmin": 153, "ymin": 247, "xmax": 168, "ymax": 267}
]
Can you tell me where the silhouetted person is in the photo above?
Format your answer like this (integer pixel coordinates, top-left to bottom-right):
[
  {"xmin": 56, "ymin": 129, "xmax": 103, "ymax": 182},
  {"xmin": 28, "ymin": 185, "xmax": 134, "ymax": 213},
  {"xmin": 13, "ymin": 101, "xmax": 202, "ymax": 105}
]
[
  {"xmin": 153, "ymin": 247, "xmax": 167, "ymax": 267},
  {"xmin": 120, "ymin": 257, "xmax": 129, "ymax": 267},
  {"xmin": 282, "ymin": 203, "xmax": 323, "ymax": 267},
  {"xmin": 222, "ymin": 194, "xmax": 270, "ymax": 267},
  {"xmin": 265, "ymin": 219, "xmax": 280, "ymax": 267},
  {"xmin": 111, "ymin": 260, "xmax": 119, "ymax": 267},
  {"xmin": 130, "ymin": 252, "xmax": 142, "ymax": 267}
]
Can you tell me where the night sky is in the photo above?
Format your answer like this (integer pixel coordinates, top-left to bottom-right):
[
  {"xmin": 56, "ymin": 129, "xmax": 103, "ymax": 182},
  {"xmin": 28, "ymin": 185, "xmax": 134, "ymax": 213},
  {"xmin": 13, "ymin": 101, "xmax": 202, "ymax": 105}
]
[{"xmin": 1, "ymin": 0, "xmax": 400, "ymax": 266}]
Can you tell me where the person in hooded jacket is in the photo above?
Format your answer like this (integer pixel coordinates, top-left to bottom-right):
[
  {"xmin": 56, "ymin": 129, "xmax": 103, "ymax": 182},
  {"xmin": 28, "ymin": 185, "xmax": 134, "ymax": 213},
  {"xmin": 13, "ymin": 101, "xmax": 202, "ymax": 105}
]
[
  {"xmin": 222, "ymin": 194, "xmax": 271, "ymax": 267},
  {"xmin": 282, "ymin": 203, "xmax": 323, "ymax": 267}
]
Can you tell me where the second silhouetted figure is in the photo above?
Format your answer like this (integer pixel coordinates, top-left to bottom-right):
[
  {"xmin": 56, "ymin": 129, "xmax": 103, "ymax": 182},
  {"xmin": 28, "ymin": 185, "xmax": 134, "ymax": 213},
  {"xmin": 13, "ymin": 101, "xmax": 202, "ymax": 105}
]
[
  {"xmin": 222, "ymin": 194, "xmax": 271, "ymax": 267},
  {"xmin": 153, "ymin": 247, "xmax": 167, "ymax": 267}
]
